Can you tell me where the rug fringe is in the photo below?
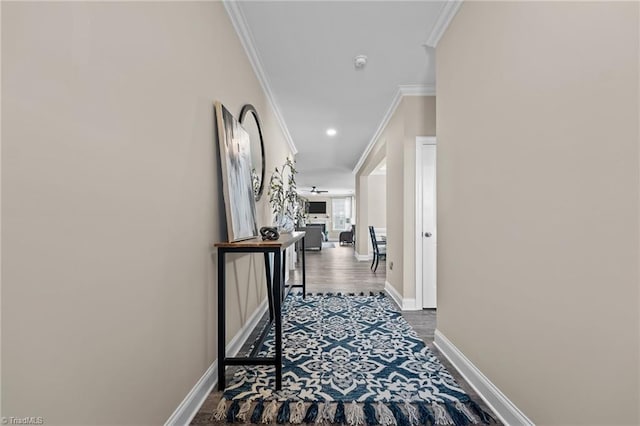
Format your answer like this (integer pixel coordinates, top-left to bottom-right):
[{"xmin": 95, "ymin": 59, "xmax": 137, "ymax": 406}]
[
  {"xmin": 389, "ymin": 402, "xmax": 409, "ymax": 426},
  {"xmin": 304, "ymin": 401, "xmax": 319, "ymax": 423},
  {"xmin": 363, "ymin": 402, "xmax": 377, "ymax": 426},
  {"xmin": 417, "ymin": 402, "xmax": 435, "ymax": 425},
  {"xmin": 319, "ymin": 401, "xmax": 336, "ymax": 424},
  {"xmin": 432, "ymin": 402, "xmax": 454, "ymax": 425},
  {"xmin": 444, "ymin": 401, "xmax": 469, "ymax": 426},
  {"xmin": 403, "ymin": 401, "xmax": 420, "ymax": 426},
  {"xmin": 346, "ymin": 401, "xmax": 365, "ymax": 426},
  {"xmin": 290, "ymin": 401, "xmax": 306, "ymax": 424},
  {"xmin": 467, "ymin": 400, "xmax": 496, "ymax": 425},
  {"xmin": 276, "ymin": 399, "xmax": 290, "ymax": 424},
  {"xmin": 211, "ymin": 397, "xmax": 227, "ymax": 422},
  {"xmin": 335, "ymin": 401, "xmax": 347, "ymax": 424},
  {"xmin": 226, "ymin": 399, "xmax": 240, "ymax": 423},
  {"xmin": 251, "ymin": 400, "xmax": 265, "ymax": 423},
  {"xmin": 376, "ymin": 401, "xmax": 397, "ymax": 426},
  {"xmin": 261, "ymin": 400, "xmax": 279, "ymax": 424},
  {"xmin": 213, "ymin": 400, "xmax": 493, "ymax": 426},
  {"xmin": 236, "ymin": 400, "xmax": 253, "ymax": 422},
  {"xmin": 302, "ymin": 291, "xmax": 385, "ymax": 298},
  {"xmin": 314, "ymin": 402, "xmax": 325, "ymax": 424},
  {"xmin": 456, "ymin": 401, "xmax": 479, "ymax": 424}
]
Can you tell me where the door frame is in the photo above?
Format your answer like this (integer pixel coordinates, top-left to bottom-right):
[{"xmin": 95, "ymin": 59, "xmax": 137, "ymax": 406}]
[{"xmin": 415, "ymin": 136, "xmax": 437, "ymax": 310}]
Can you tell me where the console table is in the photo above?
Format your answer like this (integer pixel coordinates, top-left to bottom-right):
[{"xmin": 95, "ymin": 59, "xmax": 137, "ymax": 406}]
[{"xmin": 214, "ymin": 231, "xmax": 306, "ymax": 391}]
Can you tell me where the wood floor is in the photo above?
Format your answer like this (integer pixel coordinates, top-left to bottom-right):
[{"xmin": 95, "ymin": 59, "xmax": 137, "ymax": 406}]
[
  {"xmin": 290, "ymin": 243, "xmax": 386, "ymax": 293},
  {"xmin": 191, "ymin": 244, "xmax": 501, "ymax": 425}
]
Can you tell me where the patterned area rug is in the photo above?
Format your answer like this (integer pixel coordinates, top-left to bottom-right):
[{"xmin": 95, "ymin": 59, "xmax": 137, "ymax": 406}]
[{"xmin": 213, "ymin": 293, "xmax": 494, "ymax": 425}]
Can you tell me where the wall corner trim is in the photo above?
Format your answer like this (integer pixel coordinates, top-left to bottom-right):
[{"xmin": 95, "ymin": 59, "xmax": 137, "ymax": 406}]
[
  {"xmin": 385, "ymin": 280, "xmax": 403, "ymax": 308},
  {"xmin": 384, "ymin": 281, "xmax": 418, "ymax": 311},
  {"xmin": 355, "ymin": 252, "xmax": 373, "ymax": 262},
  {"xmin": 165, "ymin": 299, "xmax": 269, "ymax": 426},
  {"xmin": 434, "ymin": 330, "xmax": 535, "ymax": 426},
  {"xmin": 352, "ymin": 85, "xmax": 435, "ymax": 175},
  {"xmin": 223, "ymin": 0, "xmax": 298, "ymax": 155},
  {"xmin": 401, "ymin": 298, "xmax": 420, "ymax": 311},
  {"xmin": 423, "ymin": 0, "xmax": 464, "ymax": 48}
]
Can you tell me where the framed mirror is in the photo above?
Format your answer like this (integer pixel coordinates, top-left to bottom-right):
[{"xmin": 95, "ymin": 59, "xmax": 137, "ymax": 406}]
[{"xmin": 239, "ymin": 104, "xmax": 266, "ymax": 202}]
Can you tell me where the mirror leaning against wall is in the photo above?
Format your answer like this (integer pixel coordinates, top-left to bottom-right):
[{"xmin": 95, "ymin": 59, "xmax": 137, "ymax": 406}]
[{"xmin": 239, "ymin": 104, "xmax": 266, "ymax": 202}]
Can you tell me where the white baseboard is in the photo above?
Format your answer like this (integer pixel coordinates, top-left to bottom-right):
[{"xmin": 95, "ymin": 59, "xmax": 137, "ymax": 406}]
[
  {"xmin": 384, "ymin": 281, "xmax": 421, "ymax": 311},
  {"xmin": 434, "ymin": 330, "xmax": 535, "ymax": 426},
  {"xmin": 354, "ymin": 252, "xmax": 372, "ymax": 261},
  {"xmin": 165, "ymin": 360, "xmax": 218, "ymax": 426},
  {"xmin": 384, "ymin": 281, "xmax": 403, "ymax": 309},
  {"xmin": 401, "ymin": 298, "xmax": 421, "ymax": 311},
  {"xmin": 165, "ymin": 299, "xmax": 269, "ymax": 426}
]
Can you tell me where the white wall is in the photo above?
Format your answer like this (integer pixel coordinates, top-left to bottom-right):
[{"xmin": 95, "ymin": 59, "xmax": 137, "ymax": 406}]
[
  {"xmin": 437, "ymin": 2, "xmax": 639, "ymax": 424},
  {"xmin": 355, "ymin": 143, "xmax": 385, "ymax": 256},
  {"xmin": 363, "ymin": 174, "xmax": 387, "ymax": 252},
  {"xmin": 2, "ymin": 2, "xmax": 291, "ymax": 424},
  {"xmin": 367, "ymin": 175, "xmax": 386, "ymax": 227}
]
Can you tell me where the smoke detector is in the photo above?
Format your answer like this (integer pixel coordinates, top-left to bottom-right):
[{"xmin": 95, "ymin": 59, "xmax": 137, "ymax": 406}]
[{"xmin": 354, "ymin": 55, "xmax": 368, "ymax": 69}]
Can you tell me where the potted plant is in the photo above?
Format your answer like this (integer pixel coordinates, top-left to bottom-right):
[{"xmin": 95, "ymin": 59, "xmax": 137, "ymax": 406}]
[{"xmin": 268, "ymin": 156, "xmax": 304, "ymax": 232}]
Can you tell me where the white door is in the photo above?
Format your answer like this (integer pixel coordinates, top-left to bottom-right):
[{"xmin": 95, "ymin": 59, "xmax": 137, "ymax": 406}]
[{"xmin": 422, "ymin": 144, "xmax": 437, "ymax": 308}]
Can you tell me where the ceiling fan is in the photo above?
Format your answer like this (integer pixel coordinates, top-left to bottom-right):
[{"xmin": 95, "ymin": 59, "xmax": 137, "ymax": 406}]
[{"xmin": 309, "ymin": 186, "xmax": 329, "ymax": 194}]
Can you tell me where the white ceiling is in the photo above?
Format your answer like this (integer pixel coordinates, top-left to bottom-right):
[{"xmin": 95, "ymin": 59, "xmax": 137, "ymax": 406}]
[{"xmin": 230, "ymin": 1, "xmax": 452, "ymax": 195}]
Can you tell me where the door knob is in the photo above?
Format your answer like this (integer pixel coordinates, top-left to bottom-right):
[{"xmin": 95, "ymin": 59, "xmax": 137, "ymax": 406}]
[{"xmin": 424, "ymin": 232, "xmax": 432, "ymax": 237}]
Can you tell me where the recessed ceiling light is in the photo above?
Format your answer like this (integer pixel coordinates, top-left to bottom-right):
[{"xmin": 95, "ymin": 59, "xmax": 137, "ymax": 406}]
[{"xmin": 326, "ymin": 128, "xmax": 337, "ymax": 137}]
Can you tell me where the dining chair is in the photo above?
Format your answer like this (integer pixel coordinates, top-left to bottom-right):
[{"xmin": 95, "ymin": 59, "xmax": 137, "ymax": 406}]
[{"xmin": 368, "ymin": 226, "xmax": 387, "ymax": 272}]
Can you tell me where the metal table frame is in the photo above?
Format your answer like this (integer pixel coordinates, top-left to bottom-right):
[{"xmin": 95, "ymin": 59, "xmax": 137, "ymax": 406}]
[{"xmin": 215, "ymin": 231, "xmax": 306, "ymax": 391}]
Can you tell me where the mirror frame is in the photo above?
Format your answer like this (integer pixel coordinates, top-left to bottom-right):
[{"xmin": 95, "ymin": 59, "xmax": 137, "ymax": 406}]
[{"xmin": 239, "ymin": 104, "xmax": 266, "ymax": 202}]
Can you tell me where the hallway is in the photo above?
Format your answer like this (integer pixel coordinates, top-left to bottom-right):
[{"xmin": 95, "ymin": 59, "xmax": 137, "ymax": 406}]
[{"xmin": 193, "ymin": 245, "xmax": 500, "ymax": 424}]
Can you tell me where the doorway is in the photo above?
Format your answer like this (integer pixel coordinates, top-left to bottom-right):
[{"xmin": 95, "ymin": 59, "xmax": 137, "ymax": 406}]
[{"xmin": 415, "ymin": 137, "xmax": 436, "ymax": 309}]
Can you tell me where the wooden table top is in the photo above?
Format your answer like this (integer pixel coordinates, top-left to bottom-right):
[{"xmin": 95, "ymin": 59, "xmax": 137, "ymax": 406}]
[{"xmin": 214, "ymin": 231, "xmax": 305, "ymax": 249}]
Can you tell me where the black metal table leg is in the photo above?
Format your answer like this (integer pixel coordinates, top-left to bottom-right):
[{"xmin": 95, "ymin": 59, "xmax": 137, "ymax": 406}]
[
  {"xmin": 302, "ymin": 236, "xmax": 306, "ymax": 298},
  {"xmin": 217, "ymin": 248, "xmax": 226, "ymax": 391},
  {"xmin": 264, "ymin": 252, "xmax": 274, "ymax": 321},
  {"xmin": 281, "ymin": 248, "xmax": 287, "ymax": 302},
  {"xmin": 273, "ymin": 248, "xmax": 282, "ymax": 390}
]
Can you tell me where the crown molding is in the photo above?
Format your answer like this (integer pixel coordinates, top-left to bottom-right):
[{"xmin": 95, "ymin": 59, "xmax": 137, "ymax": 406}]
[
  {"xmin": 352, "ymin": 85, "xmax": 435, "ymax": 175},
  {"xmin": 424, "ymin": 0, "xmax": 463, "ymax": 48},
  {"xmin": 352, "ymin": 89, "xmax": 402, "ymax": 175},
  {"xmin": 223, "ymin": 0, "xmax": 298, "ymax": 155},
  {"xmin": 399, "ymin": 84, "xmax": 436, "ymax": 96}
]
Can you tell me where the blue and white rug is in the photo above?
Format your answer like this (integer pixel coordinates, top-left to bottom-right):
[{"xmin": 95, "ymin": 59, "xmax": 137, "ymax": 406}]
[{"xmin": 214, "ymin": 293, "xmax": 494, "ymax": 425}]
